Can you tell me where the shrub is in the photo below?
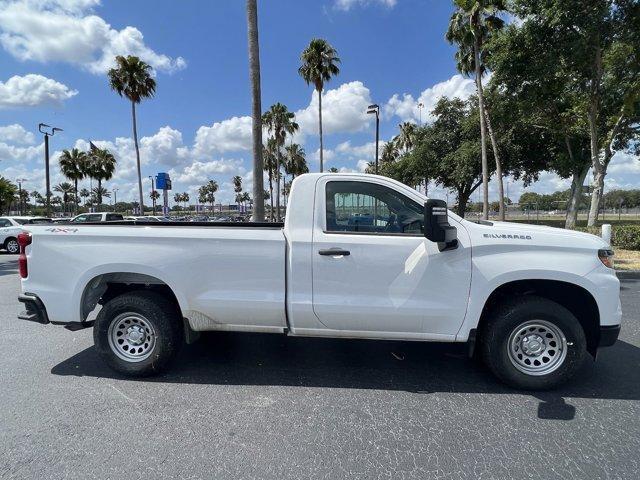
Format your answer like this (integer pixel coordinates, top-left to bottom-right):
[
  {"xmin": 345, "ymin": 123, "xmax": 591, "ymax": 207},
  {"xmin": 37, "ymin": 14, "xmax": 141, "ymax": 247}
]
[{"xmin": 576, "ymin": 225, "xmax": 640, "ymax": 250}]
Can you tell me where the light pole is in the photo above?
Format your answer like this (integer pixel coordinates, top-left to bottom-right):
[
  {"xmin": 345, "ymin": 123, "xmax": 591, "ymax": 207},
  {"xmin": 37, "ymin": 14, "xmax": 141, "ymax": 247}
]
[
  {"xmin": 149, "ymin": 175, "xmax": 156, "ymax": 215},
  {"xmin": 38, "ymin": 123, "xmax": 63, "ymax": 216},
  {"xmin": 16, "ymin": 178, "xmax": 27, "ymax": 215},
  {"xmin": 113, "ymin": 188, "xmax": 119, "ymax": 210},
  {"xmin": 366, "ymin": 104, "xmax": 380, "ymax": 174},
  {"xmin": 417, "ymin": 102, "xmax": 424, "ymax": 125}
]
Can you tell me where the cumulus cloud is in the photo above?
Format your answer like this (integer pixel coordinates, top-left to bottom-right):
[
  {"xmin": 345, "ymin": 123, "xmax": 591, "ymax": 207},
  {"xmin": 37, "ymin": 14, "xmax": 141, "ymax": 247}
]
[
  {"xmin": 334, "ymin": 0, "xmax": 397, "ymax": 11},
  {"xmin": 0, "ymin": 0, "xmax": 186, "ymax": 74},
  {"xmin": 193, "ymin": 116, "xmax": 253, "ymax": 157},
  {"xmin": 296, "ymin": 81, "xmax": 372, "ymax": 138},
  {"xmin": 0, "ymin": 124, "xmax": 36, "ymax": 144},
  {"xmin": 0, "ymin": 74, "xmax": 77, "ymax": 108},
  {"xmin": 384, "ymin": 74, "xmax": 476, "ymax": 123}
]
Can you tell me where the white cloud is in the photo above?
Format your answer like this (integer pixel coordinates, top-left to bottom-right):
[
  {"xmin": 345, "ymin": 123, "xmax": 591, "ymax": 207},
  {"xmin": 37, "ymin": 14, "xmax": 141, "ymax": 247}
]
[
  {"xmin": 193, "ymin": 116, "xmax": 253, "ymax": 157},
  {"xmin": 168, "ymin": 159, "xmax": 245, "ymax": 185},
  {"xmin": 0, "ymin": 141, "xmax": 42, "ymax": 162},
  {"xmin": 296, "ymin": 81, "xmax": 372, "ymax": 137},
  {"xmin": 384, "ymin": 74, "xmax": 476, "ymax": 123},
  {"xmin": 0, "ymin": 74, "xmax": 77, "ymax": 108},
  {"xmin": 0, "ymin": 124, "xmax": 35, "ymax": 144},
  {"xmin": 0, "ymin": 0, "xmax": 186, "ymax": 74},
  {"xmin": 334, "ymin": 0, "xmax": 397, "ymax": 11}
]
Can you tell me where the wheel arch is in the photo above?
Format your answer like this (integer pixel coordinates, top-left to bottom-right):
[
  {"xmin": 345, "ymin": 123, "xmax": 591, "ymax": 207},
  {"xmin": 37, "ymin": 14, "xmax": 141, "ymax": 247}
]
[{"xmin": 476, "ymin": 279, "xmax": 601, "ymax": 357}]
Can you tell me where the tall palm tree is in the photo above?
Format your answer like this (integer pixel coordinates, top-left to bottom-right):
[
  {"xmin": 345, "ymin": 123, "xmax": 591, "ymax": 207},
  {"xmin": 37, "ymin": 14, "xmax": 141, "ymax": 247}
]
[
  {"xmin": 79, "ymin": 188, "xmax": 90, "ymax": 207},
  {"xmin": 108, "ymin": 55, "xmax": 156, "ymax": 215},
  {"xmin": 246, "ymin": 0, "xmax": 265, "ymax": 222},
  {"xmin": 87, "ymin": 148, "xmax": 116, "ymax": 205},
  {"xmin": 182, "ymin": 192, "xmax": 190, "ymax": 211},
  {"xmin": 298, "ymin": 38, "xmax": 340, "ymax": 172},
  {"xmin": 53, "ymin": 182, "xmax": 74, "ymax": 215},
  {"xmin": 446, "ymin": 0, "xmax": 505, "ymax": 220},
  {"xmin": 58, "ymin": 148, "xmax": 87, "ymax": 214},
  {"xmin": 263, "ymin": 139, "xmax": 278, "ymax": 220},
  {"xmin": 198, "ymin": 180, "xmax": 218, "ymax": 213},
  {"xmin": 262, "ymin": 103, "xmax": 299, "ymax": 221},
  {"xmin": 91, "ymin": 187, "xmax": 111, "ymax": 205},
  {"xmin": 284, "ymin": 143, "xmax": 308, "ymax": 181},
  {"xmin": 396, "ymin": 122, "xmax": 417, "ymax": 154}
]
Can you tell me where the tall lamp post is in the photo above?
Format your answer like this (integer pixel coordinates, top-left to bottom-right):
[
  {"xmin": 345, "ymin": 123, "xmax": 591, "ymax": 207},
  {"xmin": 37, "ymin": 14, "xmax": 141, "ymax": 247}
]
[
  {"xmin": 38, "ymin": 123, "xmax": 63, "ymax": 217},
  {"xmin": 16, "ymin": 178, "xmax": 27, "ymax": 215},
  {"xmin": 366, "ymin": 104, "xmax": 380, "ymax": 174},
  {"xmin": 417, "ymin": 102, "xmax": 424, "ymax": 125},
  {"xmin": 149, "ymin": 175, "xmax": 156, "ymax": 215},
  {"xmin": 112, "ymin": 188, "xmax": 119, "ymax": 209}
]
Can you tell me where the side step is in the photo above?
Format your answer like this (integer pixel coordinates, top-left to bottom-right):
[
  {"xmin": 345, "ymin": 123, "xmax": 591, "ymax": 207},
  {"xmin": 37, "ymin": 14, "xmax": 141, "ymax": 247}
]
[{"xmin": 64, "ymin": 321, "xmax": 94, "ymax": 331}]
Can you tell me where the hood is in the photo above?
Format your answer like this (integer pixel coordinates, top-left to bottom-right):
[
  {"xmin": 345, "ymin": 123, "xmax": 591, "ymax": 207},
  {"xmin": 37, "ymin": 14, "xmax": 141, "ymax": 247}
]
[{"xmin": 461, "ymin": 219, "xmax": 609, "ymax": 251}]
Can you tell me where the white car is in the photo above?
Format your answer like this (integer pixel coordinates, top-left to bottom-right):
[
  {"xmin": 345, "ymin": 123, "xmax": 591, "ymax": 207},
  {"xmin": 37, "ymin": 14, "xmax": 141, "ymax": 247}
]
[
  {"xmin": 0, "ymin": 217, "xmax": 51, "ymax": 254},
  {"xmin": 69, "ymin": 212, "xmax": 124, "ymax": 223},
  {"xmin": 17, "ymin": 173, "xmax": 621, "ymax": 389}
]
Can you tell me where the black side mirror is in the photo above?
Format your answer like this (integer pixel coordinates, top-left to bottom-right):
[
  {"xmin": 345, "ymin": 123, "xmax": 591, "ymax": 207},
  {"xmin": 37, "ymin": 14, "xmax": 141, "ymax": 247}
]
[{"xmin": 424, "ymin": 199, "xmax": 457, "ymax": 250}]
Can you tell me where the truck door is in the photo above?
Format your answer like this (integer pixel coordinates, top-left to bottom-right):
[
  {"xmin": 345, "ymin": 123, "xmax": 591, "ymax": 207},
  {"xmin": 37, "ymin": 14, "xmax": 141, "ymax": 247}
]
[{"xmin": 311, "ymin": 178, "xmax": 471, "ymax": 337}]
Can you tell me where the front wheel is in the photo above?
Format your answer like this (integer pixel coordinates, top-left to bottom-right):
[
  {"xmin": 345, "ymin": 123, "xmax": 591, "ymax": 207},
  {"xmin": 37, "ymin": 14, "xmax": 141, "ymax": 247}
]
[
  {"xmin": 481, "ymin": 296, "xmax": 587, "ymax": 390},
  {"xmin": 94, "ymin": 291, "xmax": 183, "ymax": 377},
  {"xmin": 4, "ymin": 237, "xmax": 19, "ymax": 254}
]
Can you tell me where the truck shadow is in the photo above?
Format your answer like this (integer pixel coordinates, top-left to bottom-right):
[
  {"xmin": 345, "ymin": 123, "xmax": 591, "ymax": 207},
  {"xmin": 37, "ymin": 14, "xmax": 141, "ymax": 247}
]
[
  {"xmin": 51, "ymin": 332, "xmax": 640, "ymax": 420},
  {"xmin": 0, "ymin": 258, "xmax": 18, "ymax": 277}
]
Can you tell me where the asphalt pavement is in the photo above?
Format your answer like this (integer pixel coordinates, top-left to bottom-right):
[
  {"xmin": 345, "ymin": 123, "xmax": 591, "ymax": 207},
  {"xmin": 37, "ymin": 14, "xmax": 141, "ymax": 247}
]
[{"xmin": 0, "ymin": 253, "xmax": 639, "ymax": 479}]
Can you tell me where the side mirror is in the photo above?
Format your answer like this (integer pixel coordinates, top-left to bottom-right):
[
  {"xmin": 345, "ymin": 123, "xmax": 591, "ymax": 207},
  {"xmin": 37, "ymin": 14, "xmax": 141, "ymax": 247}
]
[{"xmin": 424, "ymin": 199, "xmax": 457, "ymax": 250}]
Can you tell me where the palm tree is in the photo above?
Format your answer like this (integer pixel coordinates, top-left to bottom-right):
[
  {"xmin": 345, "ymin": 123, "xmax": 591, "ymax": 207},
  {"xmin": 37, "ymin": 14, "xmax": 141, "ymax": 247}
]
[
  {"xmin": 446, "ymin": 0, "xmax": 505, "ymax": 220},
  {"xmin": 284, "ymin": 143, "xmax": 308, "ymax": 182},
  {"xmin": 182, "ymin": 192, "xmax": 190, "ymax": 211},
  {"xmin": 0, "ymin": 177, "xmax": 17, "ymax": 214},
  {"xmin": 328, "ymin": 167, "xmax": 339, "ymax": 173},
  {"xmin": 53, "ymin": 182, "xmax": 74, "ymax": 214},
  {"xmin": 396, "ymin": 122, "xmax": 417, "ymax": 154},
  {"xmin": 198, "ymin": 180, "xmax": 218, "ymax": 213},
  {"xmin": 262, "ymin": 103, "xmax": 299, "ymax": 221},
  {"xmin": 79, "ymin": 188, "xmax": 90, "ymax": 207},
  {"xmin": 87, "ymin": 148, "xmax": 116, "ymax": 205},
  {"xmin": 263, "ymin": 139, "xmax": 278, "ymax": 220},
  {"xmin": 298, "ymin": 39, "xmax": 340, "ymax": 173},
  {"xmin": 150, "ymin": 189, "xmax": 160, "ymax": 207},
  {"xmin": 108, "ymin": 55, "xmax": 156, "ymax": 215},
  {"xmin": 246, "ymin": 0, "xmax": 265, "ymax": 222},
  {"xmin": 91, "ymin": 187, "xmax": 111, "ymax": 205},
  {"xmin": 232, "ymin": 175, "xmax": 243, "ymax": 199},
  {"xmin": 58, "ymin": 148, "xmax": 87, "ymax": 214}
]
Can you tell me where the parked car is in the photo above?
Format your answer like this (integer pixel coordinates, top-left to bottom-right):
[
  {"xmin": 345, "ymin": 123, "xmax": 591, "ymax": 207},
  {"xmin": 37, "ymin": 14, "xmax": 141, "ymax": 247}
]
[
  {"xmin": 69, "ymin": 212, "xmax": 124, "ymax": 223},
  {"xmin": 0, "ymin": 217, "xmax": 52, "ymax": 253},
  {"xmin": 17, "ymin": 173, "xmax": 621, "ymax": 390}
]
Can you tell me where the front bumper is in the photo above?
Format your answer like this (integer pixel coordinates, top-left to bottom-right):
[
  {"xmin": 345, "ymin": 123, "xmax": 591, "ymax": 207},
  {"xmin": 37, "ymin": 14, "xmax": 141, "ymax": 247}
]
[
  {"xmin": 598, "ymin": 324, "xmax": 620, "ymax": 348},
  {"xmin": 18, "ymin": 294, "xmax": 50, "ymax": 324}
]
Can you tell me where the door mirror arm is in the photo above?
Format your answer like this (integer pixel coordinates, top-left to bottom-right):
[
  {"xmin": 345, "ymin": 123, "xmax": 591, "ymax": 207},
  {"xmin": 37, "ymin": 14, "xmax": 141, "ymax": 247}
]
[{"xmin": 424, "ymin": 199, "xmax": 458, "ymax": 252}]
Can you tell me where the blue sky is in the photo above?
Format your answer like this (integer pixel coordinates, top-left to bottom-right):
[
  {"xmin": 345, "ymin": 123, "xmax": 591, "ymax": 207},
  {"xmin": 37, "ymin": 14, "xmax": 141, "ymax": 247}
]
[{"xmin": 0, "ymin": 0, "xmax": 637, "ymax": 205}]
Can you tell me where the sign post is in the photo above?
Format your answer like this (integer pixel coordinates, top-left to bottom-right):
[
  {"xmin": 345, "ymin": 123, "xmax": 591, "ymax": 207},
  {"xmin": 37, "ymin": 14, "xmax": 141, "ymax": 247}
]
[{"xmin": 155, "ymin": 172, "xmax": 172, "ymax": 217}]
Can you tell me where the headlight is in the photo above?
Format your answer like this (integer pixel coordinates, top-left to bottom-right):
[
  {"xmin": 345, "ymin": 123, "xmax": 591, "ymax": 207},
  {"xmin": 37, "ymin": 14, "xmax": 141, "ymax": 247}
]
[{"xmin": 598, "ymin": 249, "xmax": 615, "ymax": 269}]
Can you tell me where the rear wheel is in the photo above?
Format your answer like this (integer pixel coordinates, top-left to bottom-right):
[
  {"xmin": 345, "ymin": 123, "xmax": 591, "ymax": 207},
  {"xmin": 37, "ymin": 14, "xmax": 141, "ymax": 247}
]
[
  {"xmin": 94, "ymin": 291, "xmax": 183, "ymax": 377},
  {"xmin": 481, "ymin": 296, "xmax": 586, "ymax": 390},
  {"xmin": 4, "ymin": 237, "xmax": 19, "ymax": 254}
]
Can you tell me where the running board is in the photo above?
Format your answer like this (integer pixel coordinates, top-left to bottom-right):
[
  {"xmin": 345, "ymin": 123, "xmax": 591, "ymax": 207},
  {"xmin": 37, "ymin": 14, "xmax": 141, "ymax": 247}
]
[{"xmin": 64, "ymin": 321, "xmax": 94, "ymax": 331}]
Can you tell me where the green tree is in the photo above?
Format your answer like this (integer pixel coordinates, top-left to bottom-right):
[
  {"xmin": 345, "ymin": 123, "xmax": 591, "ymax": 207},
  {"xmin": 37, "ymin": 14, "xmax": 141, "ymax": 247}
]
[
  {"xmin": 91, "ymin": 187, "xmax": 111, "ymax": 206},
  {"xmin": 298, "ymin": 38, "xmax": 341, "ymax": 172},
  {"xmin": 0, "ymin": 177, "xmax": 17, "ymax": 214},
  {"xmin": 284, "ymin": 143, "xmax": 308, "ymax": 183},
  {"xmin": 262, "ymin": 103, "xmax": 299, "ymax": 221},
  {"xmin": 79, "ymin": 188, "xmax": 90, "ymax": 207},
  {"xmin": 53, "ymin": 182, "xmax": 74, "ymax": 214},
  {"xmin": 447, "ymin": 0, "xmax": 506, "ymax": 220},
  {"xmin": 198, "ymin": 180, "xmax": 218, "ymax": 212},
  {"xmin": 87, "ymin": 148, "xmax": 116, "ymax": 205},
  {"xmin": 108, "ymin": 55, "xmax": 156, "ymax": 215},
  {"xmin": 58, "ymin": 148, "xmax": 87, "ymax": 214},
  {"xmin": 263, "ymin": 138, "xmax": 278, "ymax": 220}
]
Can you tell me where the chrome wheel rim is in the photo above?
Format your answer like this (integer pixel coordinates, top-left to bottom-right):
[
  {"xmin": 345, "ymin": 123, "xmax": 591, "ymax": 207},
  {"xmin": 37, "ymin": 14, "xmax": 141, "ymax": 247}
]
[
  {"xmin": 507, "ymin": 320, "xmax": 567, "ymax": 376},
  {"xmin": 6, "ymin": 240, "xmax": 19, "ymax": 254},
  {"xmin": 107, "ymin": 312, "xmax": 156, "ymax": 362}
]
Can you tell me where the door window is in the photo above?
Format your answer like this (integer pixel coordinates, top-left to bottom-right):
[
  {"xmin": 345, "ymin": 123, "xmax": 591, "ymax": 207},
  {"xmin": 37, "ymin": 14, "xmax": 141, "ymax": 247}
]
[
  {"xmin": 0, "ymin": 219, "xmax": 10, "ymax": 227},
  {"xmin": 325, "ymin": 181, "xmax": 424, "ymax": 235}
]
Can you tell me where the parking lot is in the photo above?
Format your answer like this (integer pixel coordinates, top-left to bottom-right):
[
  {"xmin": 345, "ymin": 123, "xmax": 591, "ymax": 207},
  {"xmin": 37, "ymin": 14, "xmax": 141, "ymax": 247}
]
[{"xmin": 1, "ymin": 253, "xmax": 639, "ymax": 479}]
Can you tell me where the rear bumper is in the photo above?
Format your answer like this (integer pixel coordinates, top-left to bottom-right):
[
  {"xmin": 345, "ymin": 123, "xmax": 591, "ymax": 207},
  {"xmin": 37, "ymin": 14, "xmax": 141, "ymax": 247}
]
[
  {"xmin": 18, "ymin": 294, "xmax": 50, "ymax": 325},
  {"xmin": 598, "ymin": 324, "xmax": 620, "ymax": 348}
]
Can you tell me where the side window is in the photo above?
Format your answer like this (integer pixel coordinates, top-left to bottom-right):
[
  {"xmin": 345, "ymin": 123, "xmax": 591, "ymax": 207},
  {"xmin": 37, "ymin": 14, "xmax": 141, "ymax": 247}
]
[
  {"xmin": 325, "ymin": 181, "xmax": 424, "ymax": 235},
  {"xmin": 87, "ymin": 214, "xmax": 102, "ymax": 222},
  {"xmin": 106, "ymin": 214, "xmax": 123, "ymax": 221},
  {"xmin": 0, "ymin": 219, "xmax": 10, "ymax": 227},
  {"xmin": 71, "ymin": 215, "xmax": 88, "ymax": 223}
]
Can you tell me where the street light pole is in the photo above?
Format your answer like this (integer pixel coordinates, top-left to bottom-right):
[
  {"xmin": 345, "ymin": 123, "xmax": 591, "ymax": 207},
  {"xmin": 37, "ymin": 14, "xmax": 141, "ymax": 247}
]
[
  {"xmin": 366, "ymin": 104, "xmax": 380, "ymax": 174},
  {"xmin": 113, "ymin": 188, "xmax": 118, "ymax": 208},
  {"xmin": 417, "ymin": 102, "xmax": 424, "ymax": 125},
  {"xmin": 149, "ymin": 175, "xmax": 156, "ymax": 215},
  {"xmin": 38, "ymin": 123, "xmax": 62, "ymax": 217}
]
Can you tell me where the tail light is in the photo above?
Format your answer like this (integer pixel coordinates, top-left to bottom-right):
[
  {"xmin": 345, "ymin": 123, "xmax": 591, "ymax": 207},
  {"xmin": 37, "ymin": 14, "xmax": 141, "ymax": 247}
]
[
  {"xmin": 598, "ymin": 249, "xmax": 614, "ymax": 269},
  {"xmin": 18, "ymin": 232, "xmax": 32, "ymax": 279}
]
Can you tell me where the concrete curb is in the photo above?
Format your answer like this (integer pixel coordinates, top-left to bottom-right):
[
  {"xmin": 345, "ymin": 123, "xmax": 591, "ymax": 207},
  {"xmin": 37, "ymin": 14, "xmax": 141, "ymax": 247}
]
[{"xmin": 616, "ymin": 270, "xmax": 640, "ymax": 280}]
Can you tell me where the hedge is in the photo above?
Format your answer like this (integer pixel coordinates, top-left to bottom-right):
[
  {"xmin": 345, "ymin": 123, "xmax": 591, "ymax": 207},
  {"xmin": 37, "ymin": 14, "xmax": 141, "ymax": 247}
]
[{"xmin": 576, "ymin": 225, "xmax": 640, "ymax": 250}]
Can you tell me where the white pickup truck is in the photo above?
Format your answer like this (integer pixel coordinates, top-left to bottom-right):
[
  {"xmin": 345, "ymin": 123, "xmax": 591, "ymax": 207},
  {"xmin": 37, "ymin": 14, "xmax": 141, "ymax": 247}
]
[{"xmin": 17, "ymin": 173, "xmax": 621, "ymax": 389}]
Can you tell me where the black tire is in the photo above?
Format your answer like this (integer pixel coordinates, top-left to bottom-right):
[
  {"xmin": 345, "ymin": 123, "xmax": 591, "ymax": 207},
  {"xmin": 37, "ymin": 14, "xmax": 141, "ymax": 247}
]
[
  {"xmin": 94, "ymin": 291, "xmax": 183, "ymax": 377},
  {"xmin": 4, "ymin": 237, "xmax": 19, "ymax": 254},
  {"xmin": 480, "ymin": 296, "xmax": 587, "ymax": 390}
]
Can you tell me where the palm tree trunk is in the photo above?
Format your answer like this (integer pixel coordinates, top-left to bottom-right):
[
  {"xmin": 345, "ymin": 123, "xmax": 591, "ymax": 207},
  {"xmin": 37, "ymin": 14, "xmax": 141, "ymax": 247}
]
[
  {"xmin": 474, "ymin": 35, "xmax": 490, "ymax": 220},
  {"xmin": 275, "ymin": 149, "xmax": 281, "ymax": 221},
  {"xmin": 97, "ymin": 179, "xmax": 102, "ymax": 205},
  {"xmin": 483, "ymin": 106, "xmax": 504, "ymax": 221},
  {"xmin": 74, "ymin": 179, "xmax": 78, "ymax": 214},
  {"xmin": 132, "ymin": 101, "xmax": 145, "ymax": 215},
  {"xmin": 318, "ymin": 87, "xmax": 324, "ymax": 173},
  {"xmin": 268, "ymin": 171, "xmax": 274, "ymax": 221},
  {"xmin": 247, "ymin": 0, "xmax": 265, "ymax": 222}
]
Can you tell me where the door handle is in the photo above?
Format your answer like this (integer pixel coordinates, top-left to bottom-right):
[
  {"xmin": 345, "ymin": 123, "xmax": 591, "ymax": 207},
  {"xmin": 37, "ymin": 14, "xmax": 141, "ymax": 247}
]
[{"xmin": 318, "ymin": 248, "xmax": 350, "ymax": 256}]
